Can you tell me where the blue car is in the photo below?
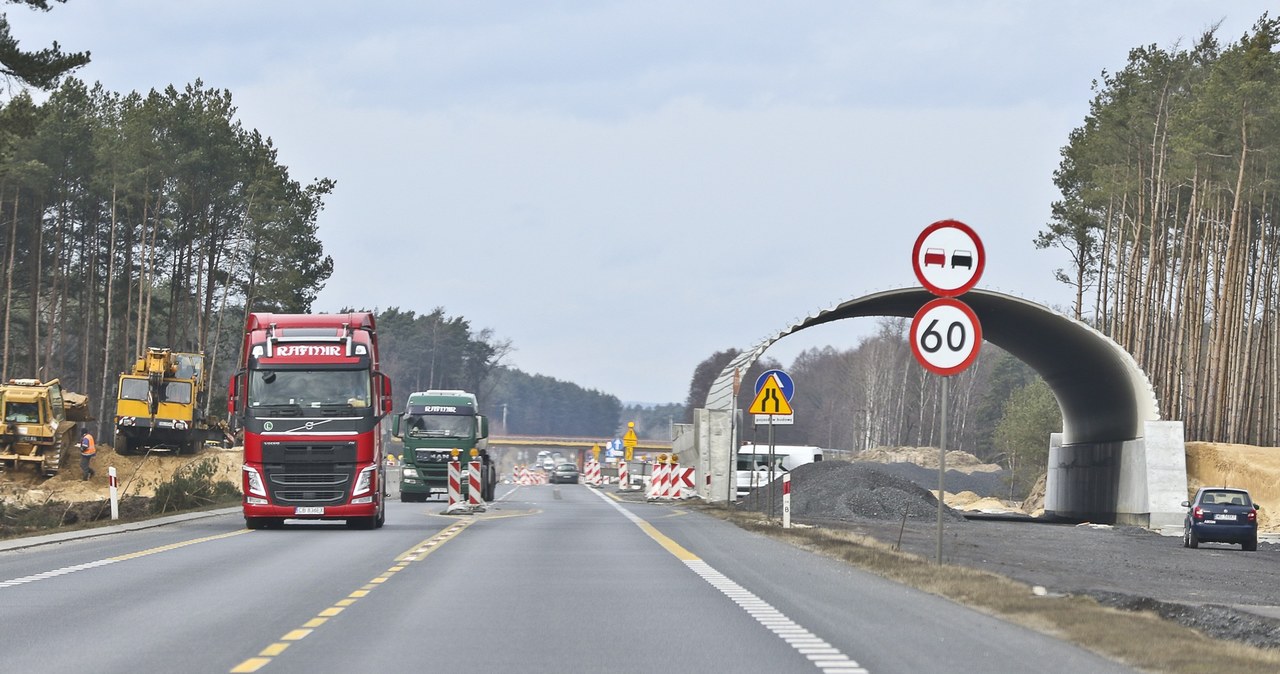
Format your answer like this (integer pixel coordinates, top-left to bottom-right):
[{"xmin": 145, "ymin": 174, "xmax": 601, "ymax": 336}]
[{"xmin": 1182, "ymin": 487, "xmax": 1259, "ymax": 551}]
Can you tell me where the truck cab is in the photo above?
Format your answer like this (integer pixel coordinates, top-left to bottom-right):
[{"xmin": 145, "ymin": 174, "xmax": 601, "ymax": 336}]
[{"xmin": 393, "ymin": 390, "xmax": 494, "ymax": 502}]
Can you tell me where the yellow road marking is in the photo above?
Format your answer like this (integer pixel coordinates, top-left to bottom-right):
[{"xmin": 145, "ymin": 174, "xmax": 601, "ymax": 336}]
[
  {"xmin": 230, "ymin": 657, "xmax": 270, "ymax": 673},
  {"xmin": 111, "ymin": 529, "xmax": 249, "ymax": 561},
  {"xmin": 635, "ymin": 520, "xmax": 700, "ymax": 561},
  {"xmin": 231, "ymin": 519, "xmax": 478, "ymax": 673}
]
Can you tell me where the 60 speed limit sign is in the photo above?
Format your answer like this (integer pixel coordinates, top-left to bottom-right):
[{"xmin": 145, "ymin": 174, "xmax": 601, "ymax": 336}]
[{"xmin": 910, "ymin": 297, "xmax": 982, "ymax": 376}]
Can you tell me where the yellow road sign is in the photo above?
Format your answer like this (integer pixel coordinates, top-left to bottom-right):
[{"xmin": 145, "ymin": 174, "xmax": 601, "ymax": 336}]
[{"xmin": 749, "ymin": 375, "xmax": 793, "ymax": 415}]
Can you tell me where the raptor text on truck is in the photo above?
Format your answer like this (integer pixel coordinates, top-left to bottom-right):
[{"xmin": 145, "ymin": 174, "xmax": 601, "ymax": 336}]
[{"xmin": 228, "ymin": 312, "xmax": 393, "ymax": 529}]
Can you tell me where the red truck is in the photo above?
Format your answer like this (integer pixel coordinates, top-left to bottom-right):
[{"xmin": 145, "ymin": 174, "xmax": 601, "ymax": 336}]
[{"xmin": 227, "ymin": 312, "xmax": 393, "ymax": 529}]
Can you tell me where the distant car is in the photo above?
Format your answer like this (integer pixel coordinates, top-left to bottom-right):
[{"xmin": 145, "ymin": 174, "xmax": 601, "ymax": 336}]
[
  {"xmin": 549, "ymin": 463, "xmax": 580, "ymax": 484},
  {"xmin": 1183, "ymin": 487, "xmax": 1259, "ymax": 551}
]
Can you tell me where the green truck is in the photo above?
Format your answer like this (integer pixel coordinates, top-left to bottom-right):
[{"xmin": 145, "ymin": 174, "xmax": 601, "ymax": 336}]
[{"xmin": 392, "ymin": 390, "xmax": 495, "ymax": 502}]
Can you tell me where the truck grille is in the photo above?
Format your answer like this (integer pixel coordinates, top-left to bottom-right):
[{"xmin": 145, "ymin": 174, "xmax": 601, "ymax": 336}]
[
  {"xmin": 414, "ymin": 449, "xmax": 453, "ymax": 463},
  {"xmin": 262, "ymin": 441, "xmax": 356, "ymax": 505}
]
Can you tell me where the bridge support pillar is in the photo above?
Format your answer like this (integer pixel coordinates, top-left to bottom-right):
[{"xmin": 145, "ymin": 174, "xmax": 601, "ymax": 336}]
[
  {"xmin": 690, "ymin": 408, "xmax": 732, "ymax": 502},
  {"xmin": 1045, "ymin": 421, "xmax": 1186, "ymax": 529}
]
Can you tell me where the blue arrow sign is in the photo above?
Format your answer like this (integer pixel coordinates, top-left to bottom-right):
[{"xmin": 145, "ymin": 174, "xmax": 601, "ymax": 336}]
[{"xmin": 754, "ymin": 369, "xmax": 795, "ymax": 401}]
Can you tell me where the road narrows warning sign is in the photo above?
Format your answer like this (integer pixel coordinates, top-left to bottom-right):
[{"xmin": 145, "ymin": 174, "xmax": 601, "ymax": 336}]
[{"xmin": 748, "ymin": 375, "xmax": 793, "ymax": 416}]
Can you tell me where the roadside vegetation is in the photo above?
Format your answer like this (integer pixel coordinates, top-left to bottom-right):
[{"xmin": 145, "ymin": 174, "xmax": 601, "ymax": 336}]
[
  {"xmin": 0, "ymin": 456, "xmax": 238, "ymax": 539},
  {"xmin": 706, "ymin": 507, "xmax": 1280, "ymax": 674}
]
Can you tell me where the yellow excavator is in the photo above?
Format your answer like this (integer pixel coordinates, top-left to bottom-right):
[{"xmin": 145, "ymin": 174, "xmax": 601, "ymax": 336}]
[
  {"xmin": 0, "ymin": 378, "xmax": 91, "ymax": 477},
  {"xmin": 114, "ymin": 348, "xmax": 226, "ymax": 454}
]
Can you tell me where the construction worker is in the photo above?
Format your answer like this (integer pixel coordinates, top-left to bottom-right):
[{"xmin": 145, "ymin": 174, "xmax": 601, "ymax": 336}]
[{"xmin": 79, "ymin": 429, "xmax": 96, "ymax": 480}]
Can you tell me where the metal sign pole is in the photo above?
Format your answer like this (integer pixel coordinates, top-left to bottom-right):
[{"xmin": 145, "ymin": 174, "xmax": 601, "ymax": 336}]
[
  {"xmin": 768, "ymin": 415, "xmax": 776, "ymax": 521},
  {"xmin": 936, "ymin": 375, "xmax": 948, "ymax": 565}
]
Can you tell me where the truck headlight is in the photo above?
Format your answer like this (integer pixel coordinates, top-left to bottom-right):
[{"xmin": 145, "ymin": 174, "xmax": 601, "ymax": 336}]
[
  {"xmin": 243, "ymin": 465, "xmax": 267, "ymax": 497},
  {"xmin": 353, "ymin": 465, "xmax": 376, "ymax": 496},
  {"xmin": 401, "ymin": 467, "xmax": 418, "ymax": 479}
]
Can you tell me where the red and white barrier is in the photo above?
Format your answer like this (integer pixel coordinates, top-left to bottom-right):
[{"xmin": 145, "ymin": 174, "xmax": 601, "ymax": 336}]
[
  {"xmin": 676, "ymin": 466, "xmax": 695, "ymax": 499},
  {"xmin": 668, "ymin": 459, "xmax": 682, "ymax": 499},
  {"xmin": 447, "ymin": 461, "xmax": 462, "ymax": 506},
  {"xmin": 467, "ymin": 460, "xmax": 484, "ymax": 509},
  {"xmin": 585, "ymin": 459, "xmax": 601, "ymax": 486},
  {"xmin": 647, "ymin": 461, "xmax": 667, "ymax": 499},
  {"xmin": 618, "ymin": 461, "xmax": 630, "ymax": 490}
]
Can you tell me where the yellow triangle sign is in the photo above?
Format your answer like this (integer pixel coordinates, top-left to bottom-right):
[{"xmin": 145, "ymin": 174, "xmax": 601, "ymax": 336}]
[{"xmin": 748, "ymin": 375, "xmax": 793, "ymax": 415}]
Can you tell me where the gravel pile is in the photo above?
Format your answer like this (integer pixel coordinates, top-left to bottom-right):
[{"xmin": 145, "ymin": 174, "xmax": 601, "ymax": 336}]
[
  {"xmin": 864, "ymin": 461, "xmax": 1009, "ymax": 497},
  {"xmin": 737, "ymin": 460, "xmax": 965, "ymax": 522}
]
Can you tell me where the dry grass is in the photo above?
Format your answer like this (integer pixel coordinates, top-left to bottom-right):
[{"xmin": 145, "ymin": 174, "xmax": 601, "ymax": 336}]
[{"xmin": 701, "ymin": 506, "xmax": 1280, "ymax": 674}]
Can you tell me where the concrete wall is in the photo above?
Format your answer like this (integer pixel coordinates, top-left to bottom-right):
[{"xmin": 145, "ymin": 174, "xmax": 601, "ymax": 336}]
[{"xmin": 1141, "ymin": 421, "xmax": 1188, "ymax": 530}]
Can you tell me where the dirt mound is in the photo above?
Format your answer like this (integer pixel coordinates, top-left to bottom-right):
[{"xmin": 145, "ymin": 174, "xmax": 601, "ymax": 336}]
[
  {"xmin": 1185, "ymin": 442, "xmax": 1280, "ymax": 532},
  {"xmin": 1, "ymin": 443, "xmax": 242, "ymax": 507},
  {"xmin": 855, "ymin": 446, "xmax": 1003, "ymax": 473},
  {"xmin": 738, "ymin": 461, "xmax": 964, "ymax": 522}
]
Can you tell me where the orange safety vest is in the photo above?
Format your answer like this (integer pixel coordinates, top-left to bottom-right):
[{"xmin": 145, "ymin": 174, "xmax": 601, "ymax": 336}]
[{"xmin": 80, "ymin": 434, "xmax": 96, "ymax": 456}]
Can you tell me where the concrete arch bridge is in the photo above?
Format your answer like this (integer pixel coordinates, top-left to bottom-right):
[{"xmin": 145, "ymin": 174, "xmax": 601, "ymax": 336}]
[{"xmin": 677, "ymin": 287, "xmax": 1186, "ymax": 528}]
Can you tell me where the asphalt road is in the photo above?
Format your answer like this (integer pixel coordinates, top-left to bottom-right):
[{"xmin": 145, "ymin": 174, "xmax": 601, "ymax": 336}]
[{"xmin": 0, "ymin": 485, "xmax": 1136, "ymax": 673}]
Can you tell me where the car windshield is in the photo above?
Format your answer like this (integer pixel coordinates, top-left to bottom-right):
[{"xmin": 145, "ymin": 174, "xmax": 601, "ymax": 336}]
[
  {"xmin": 556, "ymin": 464, "xmax": 576, "ymax": 471},
  {"xmin": 1202, "ymin": 490, "xmax": 1251, "ymax": 507}
]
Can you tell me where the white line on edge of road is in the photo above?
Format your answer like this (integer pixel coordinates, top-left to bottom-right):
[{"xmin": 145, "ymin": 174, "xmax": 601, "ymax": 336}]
[{"xmin": 590, "ymin": 488, "xmax": 868, "ymax": 674}]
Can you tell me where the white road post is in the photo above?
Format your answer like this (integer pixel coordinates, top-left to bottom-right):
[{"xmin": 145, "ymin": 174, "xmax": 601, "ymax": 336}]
[
  {"xmin": 108, "ymin": 466, "xmax": 119, "ymax": 520},
  {"xmin": 782, "ymin": 472, "xmax": 791, "ymax": 529}
]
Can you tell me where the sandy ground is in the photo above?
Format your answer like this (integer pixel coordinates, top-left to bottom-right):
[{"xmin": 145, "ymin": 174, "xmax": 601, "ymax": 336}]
[{"xmin": 0, "ymin": 443, "xmax": 242, "ymax": 507}]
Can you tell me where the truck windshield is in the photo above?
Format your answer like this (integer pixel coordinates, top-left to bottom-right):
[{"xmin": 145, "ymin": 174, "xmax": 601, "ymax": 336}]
[
  {"xmin": 249, "ymin": 369, "xmax": 370, "ymax": 409},
  {"xmin": 164, "ymin": 382, "xmax": 193, "ymax": 405},
  {"xmin": 404, "ymin": 413, "xmax": 473, "ymax": 438},
  {"xmin": 119, "ymin": 378, "xmax": 149, "ymax": 401}
]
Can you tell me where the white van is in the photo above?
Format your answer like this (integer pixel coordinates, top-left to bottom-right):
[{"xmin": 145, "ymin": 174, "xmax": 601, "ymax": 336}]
[{"xmin": 735, "ymin": 444, "xmax": 824, "ymax": 497}]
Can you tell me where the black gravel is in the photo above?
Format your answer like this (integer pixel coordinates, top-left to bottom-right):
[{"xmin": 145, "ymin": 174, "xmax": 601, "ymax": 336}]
[{"xmin": 736, "ymin": 461, "xmax": 966, "ymax": 522}]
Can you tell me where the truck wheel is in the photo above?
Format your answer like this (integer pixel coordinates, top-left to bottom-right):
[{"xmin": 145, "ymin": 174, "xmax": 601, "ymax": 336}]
[
  {"xmin": 347, "ymin": 516, "xmax": 377, "ymax": 529},
  {"xmin": 375, "ymin": 505, "xmax": 385, "ymax": 528},
  {"xmin": 246, "ymin": 517, "xmax": 266, "ymax": 530}
]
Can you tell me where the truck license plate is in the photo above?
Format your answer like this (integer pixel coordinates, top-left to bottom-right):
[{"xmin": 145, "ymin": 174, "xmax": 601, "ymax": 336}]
[
  {"xmin": 1215, "ymin": 513, "xmax": 1237, "ymax": 521},
  {"xmin": 295, "ymin": 506, "xmax": 324, "ymax": 515}
]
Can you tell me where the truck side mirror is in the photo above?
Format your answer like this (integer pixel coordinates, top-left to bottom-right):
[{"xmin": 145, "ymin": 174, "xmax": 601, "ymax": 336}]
[
  {"xmin": 392, "ymin": 414, "xmax": 401, "ymax": 438},
  {"xmin": 378, "ymin": 374, "xmax": 394, "ymax": 415},
  {"xmin": 477, "ymin": 415, "xmax": 489, "ymax": 439}
]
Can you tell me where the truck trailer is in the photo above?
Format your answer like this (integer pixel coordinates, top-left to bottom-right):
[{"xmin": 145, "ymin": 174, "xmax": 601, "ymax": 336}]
[{"xmin": 227, "ymin": 312, "xmax": 393, "ymax": 529}]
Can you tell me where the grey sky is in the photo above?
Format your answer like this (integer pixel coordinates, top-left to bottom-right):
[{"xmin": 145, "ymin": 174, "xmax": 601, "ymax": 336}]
[{"xmin": 9, "ymin": 2, "xmax": 1274, "ymax": 403}]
